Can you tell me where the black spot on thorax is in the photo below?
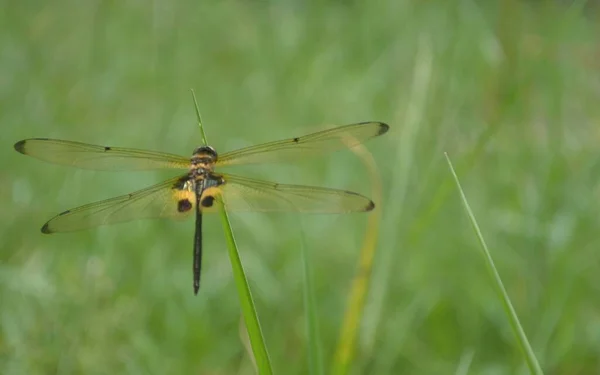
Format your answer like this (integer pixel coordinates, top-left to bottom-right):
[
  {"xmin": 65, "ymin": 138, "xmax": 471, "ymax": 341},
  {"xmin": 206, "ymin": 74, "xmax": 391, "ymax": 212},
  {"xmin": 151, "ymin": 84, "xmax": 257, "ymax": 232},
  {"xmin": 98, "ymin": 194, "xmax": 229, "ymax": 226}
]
[
  {"xmin": 201, "ymin": 196, "xmax": 215, "ymax": 208},
  {"xmin": 177, "ymin": 199, "xmax": 193, "ymax": 212}
]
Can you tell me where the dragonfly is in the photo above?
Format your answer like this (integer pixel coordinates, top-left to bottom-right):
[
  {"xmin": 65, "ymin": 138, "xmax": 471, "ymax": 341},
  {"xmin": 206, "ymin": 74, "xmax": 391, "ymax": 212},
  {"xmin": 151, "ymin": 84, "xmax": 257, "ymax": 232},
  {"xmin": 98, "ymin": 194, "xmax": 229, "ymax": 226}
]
[{"xmin": 14, "ymin": 121, "xmax": 389, "ymax": 295}]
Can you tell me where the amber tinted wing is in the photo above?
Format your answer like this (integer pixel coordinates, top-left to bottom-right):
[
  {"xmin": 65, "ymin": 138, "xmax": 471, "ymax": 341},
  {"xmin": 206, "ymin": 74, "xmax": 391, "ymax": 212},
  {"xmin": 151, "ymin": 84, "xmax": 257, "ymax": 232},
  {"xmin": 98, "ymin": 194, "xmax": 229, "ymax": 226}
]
[
  {"xmin": 216, "ymin": 122, "xmax": 388, "ymax": 167},
  {"xmin": 199, "ymin": 173, "xmax": 374, "ymax": 213},
  {"xmin": 14, "ymin": 138, "xmax": 189, "ymax": 170},
  {"xmin": 42, "ymin": 175, "xmax": 195, "ymax": 233}
]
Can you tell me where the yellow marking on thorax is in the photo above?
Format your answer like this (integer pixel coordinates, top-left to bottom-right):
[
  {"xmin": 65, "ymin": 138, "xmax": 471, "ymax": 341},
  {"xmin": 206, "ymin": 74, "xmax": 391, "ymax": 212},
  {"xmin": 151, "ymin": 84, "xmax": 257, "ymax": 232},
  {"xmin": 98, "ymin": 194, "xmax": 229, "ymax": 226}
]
[
  {"xmin": 200, "ymin": 186, "xmax": 223, "ymax": 200},
  {"xmin": 198, "ymin": 186, "xmax": 223, "ymax": 212},
  {"xmin": 172, "ymin": 184, "xmax": 196, "ymax": 203}
]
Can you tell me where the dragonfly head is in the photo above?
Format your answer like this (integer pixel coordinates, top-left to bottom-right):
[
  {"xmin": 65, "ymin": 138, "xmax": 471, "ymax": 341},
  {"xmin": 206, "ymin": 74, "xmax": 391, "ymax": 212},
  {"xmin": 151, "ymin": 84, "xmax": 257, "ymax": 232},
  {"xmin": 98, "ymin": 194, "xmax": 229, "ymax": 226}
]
[{"xmin": 192, "ymin": 145, "xmax": 218, "ymax": 158}]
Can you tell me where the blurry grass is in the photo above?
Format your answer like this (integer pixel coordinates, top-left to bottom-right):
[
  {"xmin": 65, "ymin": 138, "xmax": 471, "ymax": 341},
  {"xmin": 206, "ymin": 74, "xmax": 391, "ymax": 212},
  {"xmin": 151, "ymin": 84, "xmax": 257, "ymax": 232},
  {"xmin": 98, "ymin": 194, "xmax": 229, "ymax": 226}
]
[
  {"xmin": 299, "ymin": 225, "xmax": 324, "ymax": 375},
  {"xmin": 361, "ymin": 34, "xmax": 432, "ymax": 362},
  {"xmin": 331, "ymin": 130, "xmax": 383, "ymax": 375},
  {"xmin": 193, "ymin": 95, "xmax": 272, "ymax": 374},
  {"xmin": 445, "ymin": 153, "xmax": 543, "ymax": 375},
  {"xmin": 3, "ymin": 0, "xmax": 600, "ymax": 374}
]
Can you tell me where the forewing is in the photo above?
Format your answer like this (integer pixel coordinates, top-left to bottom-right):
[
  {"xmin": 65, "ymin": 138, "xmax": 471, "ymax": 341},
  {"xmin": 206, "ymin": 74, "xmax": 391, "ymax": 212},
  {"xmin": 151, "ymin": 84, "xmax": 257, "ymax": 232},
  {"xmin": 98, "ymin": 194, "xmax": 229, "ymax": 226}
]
[
  {"xmin": 14, "ymin": 138, "xmax": 189, "ymax": 170},
  {"xmin": 216, "ymin": 122, "xmax": 388, "ymax": 167},
  {"xmin": 42, "ymin": 175, "xmax": 195, "ymax": 233},
  {"xmin": 199, "ymin": 173, "xmax": 374, "ymax": 213}
]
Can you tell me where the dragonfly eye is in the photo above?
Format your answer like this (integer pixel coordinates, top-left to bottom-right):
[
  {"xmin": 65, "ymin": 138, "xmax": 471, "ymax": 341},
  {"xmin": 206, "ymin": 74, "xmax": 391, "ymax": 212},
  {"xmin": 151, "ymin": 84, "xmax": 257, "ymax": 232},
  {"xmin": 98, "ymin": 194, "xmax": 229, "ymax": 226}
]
[{"xmin": 192, "ymin": 145, "xmax": 218, "ymax": 161}]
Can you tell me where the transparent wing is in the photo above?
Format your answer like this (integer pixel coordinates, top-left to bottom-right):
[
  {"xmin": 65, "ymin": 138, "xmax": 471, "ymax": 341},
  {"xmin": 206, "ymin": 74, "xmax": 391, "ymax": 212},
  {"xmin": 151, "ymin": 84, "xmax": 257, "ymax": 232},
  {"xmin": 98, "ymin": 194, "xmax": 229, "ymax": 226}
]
[
  {"xmin": 216, "ymin": 122, "xmax": 388, "ymax": 167},
  {"xmin": 199, "ymin": 173, "xmax": 374, "ymax": 213},
  {"xmin": 42, "ymin": 175, "xmax": 196, "ymax": 233},
  {"xmin": 14, "ymin": 138, "xmax": 189, "ymax": 170}
]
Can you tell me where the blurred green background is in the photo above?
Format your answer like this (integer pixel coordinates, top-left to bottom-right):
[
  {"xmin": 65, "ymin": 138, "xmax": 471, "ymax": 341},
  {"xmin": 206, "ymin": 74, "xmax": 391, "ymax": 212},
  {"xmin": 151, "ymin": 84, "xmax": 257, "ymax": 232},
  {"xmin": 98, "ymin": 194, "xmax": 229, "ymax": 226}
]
[{"xmin": 3, "ymin": 0, "xmax": 600, "ymax": 374}]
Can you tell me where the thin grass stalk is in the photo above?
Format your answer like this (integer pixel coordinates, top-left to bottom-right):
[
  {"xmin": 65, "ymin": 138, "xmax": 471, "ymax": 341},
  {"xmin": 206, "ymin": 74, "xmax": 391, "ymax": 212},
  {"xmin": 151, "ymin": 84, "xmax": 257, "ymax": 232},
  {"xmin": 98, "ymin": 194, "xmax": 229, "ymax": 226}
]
[{"xmin": 445, "ymin": 152, "xmax": 543, "ymax": 375}]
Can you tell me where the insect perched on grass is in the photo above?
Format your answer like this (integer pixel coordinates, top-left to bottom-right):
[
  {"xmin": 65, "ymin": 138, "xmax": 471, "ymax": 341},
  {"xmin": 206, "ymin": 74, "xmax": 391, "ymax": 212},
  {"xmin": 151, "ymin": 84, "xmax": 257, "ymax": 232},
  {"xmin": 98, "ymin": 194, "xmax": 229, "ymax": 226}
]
[{"xmin": 14, "ymin": 122, "xmax": 389, "ymax": 294}]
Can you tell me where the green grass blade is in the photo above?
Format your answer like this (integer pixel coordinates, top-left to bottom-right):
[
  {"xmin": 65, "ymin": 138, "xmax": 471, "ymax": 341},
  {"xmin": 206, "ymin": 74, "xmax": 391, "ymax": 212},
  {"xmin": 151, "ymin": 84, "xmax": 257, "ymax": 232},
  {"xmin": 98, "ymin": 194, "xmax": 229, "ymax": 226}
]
[
  {"xmin": 190, "ymin": 93, "xmax": 272, "ymax": 374},
  {"xmin": 190, "ymin": 89, "xmax": 208, "ymax": 145},
  {"xmin": 218, "ymin": 203, "xmax": 273, "ymax": 375},
  {"xmin": 444, "ymin": 152, "xmax": 543, "ymax": 375},
  {"xmin": 299, "ymin": 219, "xmax": 324, "ymax": 375}
]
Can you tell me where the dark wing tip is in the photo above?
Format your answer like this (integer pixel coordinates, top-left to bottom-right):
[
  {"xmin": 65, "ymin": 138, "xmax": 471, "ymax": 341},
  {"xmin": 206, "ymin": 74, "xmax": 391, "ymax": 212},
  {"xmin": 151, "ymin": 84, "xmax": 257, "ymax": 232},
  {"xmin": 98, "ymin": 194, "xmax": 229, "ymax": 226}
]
[
  {"xmin": 41, "ymin": 223, "xmax": 52, "ymax": 234},
  {"xmin": 377, "ymin": 122, "xmax": 390, "ymax": 136},
  {"xmin": 365, "ymin": 200, "xmax": 375, "ymax": 212},
  {"xmin": 343, "ymin": 190, "xmax": 375, "ymax": 212},
  {"xmin": 14, "ymin": 140, "xmax": 26, "ymax": 153}
]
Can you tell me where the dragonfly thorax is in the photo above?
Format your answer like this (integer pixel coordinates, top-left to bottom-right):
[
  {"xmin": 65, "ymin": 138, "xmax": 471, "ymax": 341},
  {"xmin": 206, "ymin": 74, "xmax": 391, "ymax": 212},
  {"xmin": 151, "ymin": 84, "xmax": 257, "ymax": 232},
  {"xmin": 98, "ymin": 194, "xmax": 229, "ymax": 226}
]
[{"xmin": 191, "ymin": 145, "xmax": 218, "ymax": 171}]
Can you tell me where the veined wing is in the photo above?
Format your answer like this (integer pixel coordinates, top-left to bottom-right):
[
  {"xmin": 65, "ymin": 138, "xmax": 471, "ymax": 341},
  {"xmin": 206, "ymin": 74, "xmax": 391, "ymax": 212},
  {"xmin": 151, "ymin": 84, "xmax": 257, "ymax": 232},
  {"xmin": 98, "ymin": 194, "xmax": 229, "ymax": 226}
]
[
  {"xmin": 42, "ymin": 175, "xmax": 195, "ymax": 233},
  {"xmin": 199, "ymin": 173, "xmax": 374, "ymax": 213},
  {"xmin": 216, "ymin": 122, "xmax": 388, "ymax": 167},
  {"xmin": 14, "ymin": 138, "xmax": 189, "ymax": 170}
]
